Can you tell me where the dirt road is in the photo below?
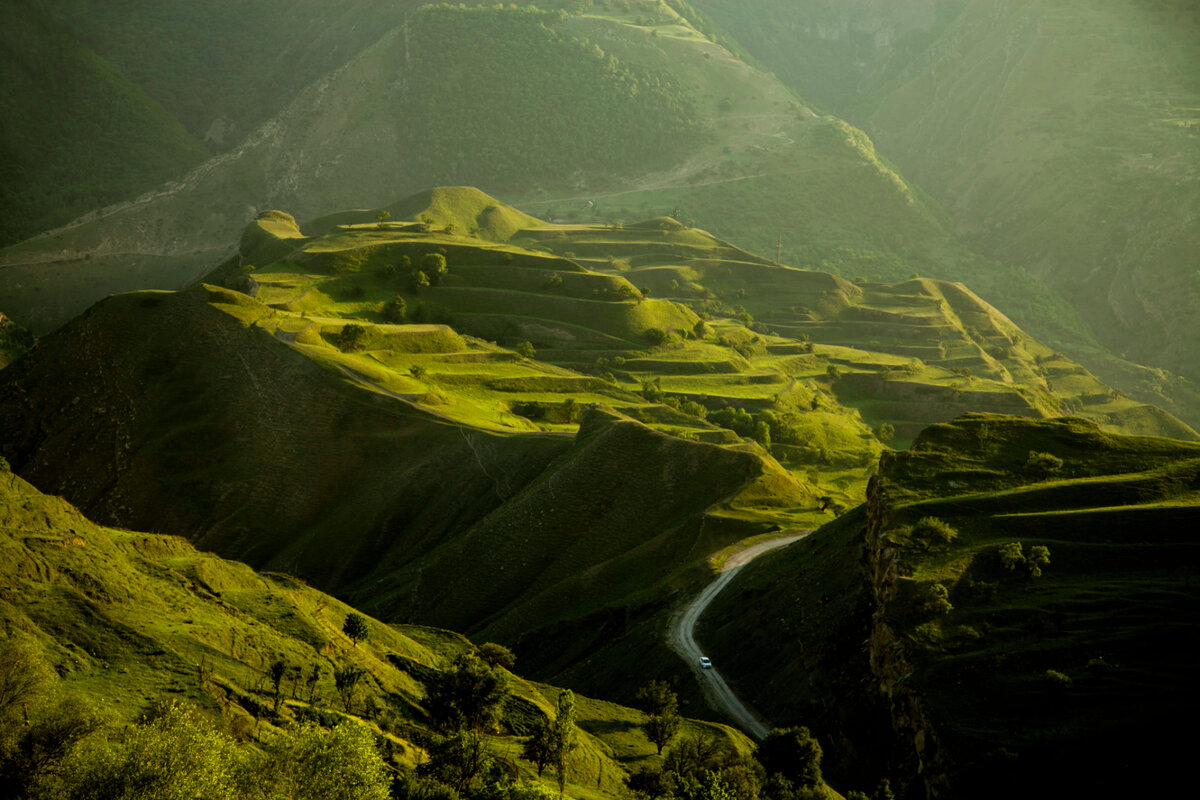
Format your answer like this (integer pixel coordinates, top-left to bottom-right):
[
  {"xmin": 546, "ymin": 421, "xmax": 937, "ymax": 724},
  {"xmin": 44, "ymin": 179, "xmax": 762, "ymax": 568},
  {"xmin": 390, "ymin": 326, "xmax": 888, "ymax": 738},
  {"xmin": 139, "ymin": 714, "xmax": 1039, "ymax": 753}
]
[{"xmin": 667, "ymin": 534, "xmax": 807, "ymax": 740}]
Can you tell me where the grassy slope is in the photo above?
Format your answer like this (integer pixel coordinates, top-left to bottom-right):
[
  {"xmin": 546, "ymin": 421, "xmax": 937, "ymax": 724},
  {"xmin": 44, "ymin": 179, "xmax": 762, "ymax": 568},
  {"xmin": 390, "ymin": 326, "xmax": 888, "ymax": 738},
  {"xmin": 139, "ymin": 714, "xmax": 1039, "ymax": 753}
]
[
  {"xmin": 702, "ymin": 415, "xmax": 1200, "ymax": 798},
  {"xmin": 0, "ymin": 470, "xmax": 751, "ymax": 797}
]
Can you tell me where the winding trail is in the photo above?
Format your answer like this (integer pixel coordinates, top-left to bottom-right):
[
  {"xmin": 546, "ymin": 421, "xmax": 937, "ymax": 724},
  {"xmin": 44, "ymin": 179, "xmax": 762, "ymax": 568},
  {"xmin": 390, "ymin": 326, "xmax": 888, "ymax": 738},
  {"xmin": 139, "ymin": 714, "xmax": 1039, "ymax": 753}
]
[{"xmin": 668, "ymin": 533, "xmax": 808, "ymax": 739}]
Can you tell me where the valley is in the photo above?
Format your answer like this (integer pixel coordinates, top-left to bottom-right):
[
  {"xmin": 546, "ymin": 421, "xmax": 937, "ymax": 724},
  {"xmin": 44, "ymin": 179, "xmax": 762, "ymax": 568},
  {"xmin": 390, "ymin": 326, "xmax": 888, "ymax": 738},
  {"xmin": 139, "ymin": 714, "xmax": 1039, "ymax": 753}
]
[{"xmin": 1, "ymin": 1, "xmax": 1197, "ymax": 798}]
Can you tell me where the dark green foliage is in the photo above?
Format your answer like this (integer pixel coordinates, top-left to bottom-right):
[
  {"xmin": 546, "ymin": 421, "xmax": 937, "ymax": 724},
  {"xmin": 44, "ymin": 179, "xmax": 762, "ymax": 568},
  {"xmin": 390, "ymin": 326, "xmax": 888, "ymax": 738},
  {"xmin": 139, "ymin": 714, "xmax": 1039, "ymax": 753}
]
[
  {"xmin": 0, "ymin": 457, "xmax": 9, "ymax": 474},
  {"xmin": 550, "ymin": 690, "xmax": 578, "ymax": 797},
  {"xmin": 477, "ymin": 643, "xmax": 515, "ymax": 671},
  {"xmin": 269, "ymin": 659, "xmax": 287, "ymax": 712},
  {"xmin": 708, "ymin": 407, "xmax": 755, "ymax": 437},
  {"xmin": 922, "ymin": 583, "xmax": 952, "ymax": 615},
  {"xmin": 521, "ymin": 720, "xmax": 555, "ymax": 778},
  {"xmin": 382, "ymin": 296, "xmax": 408, "ymax": 324},
  {"xmin": 343, "ymin": 613, "xmax": 369, "ymax": 646},
  {"xmin": 1024, "ymin": 450, "xmax": 1064, "ymax": 480},
  {"xmin": 420, "ymin": 730, "xmax": 490, "ymax": 795},
  {"xmin": 422, "ymin": 253, "xmax": 449, "ymax": 287},
  {"xmin": 644, "ymin": 328, "xmax": 668, "ymax": 346},
  {"xmin": 874, "ymin": 423, "xmax": 895, "ymax": 443},
  {"xmin": 337, "ymin": 324, "xmax": 369, "ymax": 352},
  {"xmin": 998, "ymin": 542, "xmax": 1026, "ymax": 573},
  {"xmin": 334, "ymin": 666, "xmax": 365, "ymax": 714},
  {"xmin": 424, "ymin": 653, "xmax": 508, "ymax": 733},
  {"xmin": 410, "ymin": 269, "xmax": 432, "ymax": 293},
  {"xmin": 636, "ymin": 681, "xmax": 682, "ymax": 754},
  {"xmin": 517, "ymin": 341, "xmax": 536, "ymax": 359},
  {"xmin": 756, "ymin": 727, "xmax": 823, "ymax": 788},
  {"xmin": 752, "ymin": 421, "xmax": 771, "ymax": 448},
  {"xmin": 910, "ymin": 517, "xmax": 957, "ymax": 551},
  {"xmin": 410, "ymin": 364, "xmax": 428, "ymax": 379}
]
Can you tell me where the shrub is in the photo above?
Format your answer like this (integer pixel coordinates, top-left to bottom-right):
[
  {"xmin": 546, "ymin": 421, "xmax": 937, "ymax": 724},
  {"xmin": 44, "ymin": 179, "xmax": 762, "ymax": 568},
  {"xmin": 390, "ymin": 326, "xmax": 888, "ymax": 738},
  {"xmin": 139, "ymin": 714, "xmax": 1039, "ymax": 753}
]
[
  {"xmin": 998, "ymin": 542, "xmax": 1026, "ymax": 572},
  {"xmin": 516, "ymin": 341, "xmax": 536, "ymax": 359},
  {"xmin": 911, "ymin": 517, "xmax": 958, "ymax": 550},
  {"xmin": 1024, "ymin": 450, "xmax": 1064, "ymax": 480},
  {"xmin": 382, "ymin": 296, "xmax": 408, "ymax": 323},
  {"xmin": 923, "ymin": 583, "xmax": 953, "ymax": 615},
  {"xmin": 643, "ymin": 327, "xmax": 667, "ymax": 346},
  {"xmin": 337, "ymin": 324, "xmax": 369, "ymax": 352}
]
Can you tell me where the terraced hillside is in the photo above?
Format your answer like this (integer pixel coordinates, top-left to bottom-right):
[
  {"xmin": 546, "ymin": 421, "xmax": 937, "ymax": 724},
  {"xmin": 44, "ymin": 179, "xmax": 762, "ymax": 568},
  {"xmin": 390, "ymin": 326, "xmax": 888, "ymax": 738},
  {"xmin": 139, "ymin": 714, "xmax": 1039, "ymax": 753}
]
[
  {"xmin": 693, "ymin": 0, "xmax": 1200, "ymax": 427},
  {"xmin": 700, "ymin": 415, "xmax": 1200, "ymax": 798},
  {"xmin": 3, "ymin": 188, "xmax": 1192, "ymax": 710},
  {"xmin": 0, "ymin": 469, "xmax": 757, "ymax": 798}
]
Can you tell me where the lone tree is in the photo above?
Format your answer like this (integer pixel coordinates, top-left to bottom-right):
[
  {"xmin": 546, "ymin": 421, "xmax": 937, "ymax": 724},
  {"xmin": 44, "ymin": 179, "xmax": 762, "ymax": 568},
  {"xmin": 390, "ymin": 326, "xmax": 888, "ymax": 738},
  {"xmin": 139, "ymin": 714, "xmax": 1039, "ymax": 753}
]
[
  {"xmin": 375, "ymin": 210, "xmax": 391, "ymax": 228},
  {"xmin": 343, "ymin": 613, "xmax": 369, "ymax": 647},
  {"xmin": 875, "ymin": 422, "xmax": 896, "ymax": 443},
  {"xmin": 337, "ymin": 324, "xmax": 368, "ymax": 352},
  {"xmin": 551, "ymin": 690, "xmax": 578, "ymax": 797},
  {"xmin": 522, "ymin": 719, "xmax": 555, "ymax": 777},
  {"xmin": 478, "ymin": 643, "xmax": 516, "ymax": 671},
  {"xmin": 911, "ymin": 517, "xmax": 958, "ymax": 551},
  {"xmin": 269, "ymin": 659, "xmax": 287, "ymax": 713},
  {"xmin": 636, "ymin": 681, "xmax": 682, "ymax": 754}
]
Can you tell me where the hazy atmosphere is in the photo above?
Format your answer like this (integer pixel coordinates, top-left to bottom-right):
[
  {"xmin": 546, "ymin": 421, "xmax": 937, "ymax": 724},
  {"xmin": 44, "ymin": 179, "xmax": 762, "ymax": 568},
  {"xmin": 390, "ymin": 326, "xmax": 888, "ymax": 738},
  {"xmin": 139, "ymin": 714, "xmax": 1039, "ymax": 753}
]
[{"xmin": 1, "ymin": 2, "xmax": 1197, "ymax": 798}]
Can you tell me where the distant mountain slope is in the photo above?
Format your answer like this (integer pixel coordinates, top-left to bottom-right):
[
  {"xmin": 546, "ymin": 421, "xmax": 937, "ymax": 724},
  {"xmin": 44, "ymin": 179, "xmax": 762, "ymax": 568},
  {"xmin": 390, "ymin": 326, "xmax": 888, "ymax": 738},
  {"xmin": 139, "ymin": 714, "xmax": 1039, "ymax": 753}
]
[
  {"xmin": 701, "ymin": 414, "xmax": 1200, "ymax": 797},
  {"xmin": 692, "ymin": 0, "xmax": 1200, "ymax": 426},
  {"xmin": 0, "ymin": 1, "xmax": 208, "ymax": 244},
  {"xmin": 1, "ymin": 0, "xmax": 1071, "ymax": 376}
]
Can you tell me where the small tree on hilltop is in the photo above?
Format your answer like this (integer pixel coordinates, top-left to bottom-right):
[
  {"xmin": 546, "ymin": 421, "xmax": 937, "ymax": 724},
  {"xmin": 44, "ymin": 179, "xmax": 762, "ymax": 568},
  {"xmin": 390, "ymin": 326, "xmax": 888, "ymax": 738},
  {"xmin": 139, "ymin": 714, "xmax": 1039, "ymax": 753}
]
[
  {"xmin": 375, "ymin": 210, "xmax": 391, "ymax": 228},
  {"xmin": 875, "ymin": 422, "xmax": 896, "ymax": 443},
  {"xmin": 343, "ymin": 613, "xmax": 369, "ymax": 647}
]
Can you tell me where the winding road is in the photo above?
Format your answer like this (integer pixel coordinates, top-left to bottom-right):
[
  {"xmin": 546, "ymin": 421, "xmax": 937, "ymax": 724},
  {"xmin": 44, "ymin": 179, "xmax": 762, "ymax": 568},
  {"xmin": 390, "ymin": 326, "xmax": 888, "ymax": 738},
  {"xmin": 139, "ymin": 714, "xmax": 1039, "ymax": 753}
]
[{"xmin": 668, "ymin": 534, "xmax": 807, "ymax": 740}]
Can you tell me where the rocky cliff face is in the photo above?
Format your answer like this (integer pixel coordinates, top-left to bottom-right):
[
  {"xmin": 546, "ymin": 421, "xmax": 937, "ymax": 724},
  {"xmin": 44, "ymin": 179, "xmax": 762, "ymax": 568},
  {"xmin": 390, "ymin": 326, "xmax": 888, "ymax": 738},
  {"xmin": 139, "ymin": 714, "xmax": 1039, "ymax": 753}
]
[{"xmin": 861, "ymin": 466, "xmax": 948, "ymax": 798}]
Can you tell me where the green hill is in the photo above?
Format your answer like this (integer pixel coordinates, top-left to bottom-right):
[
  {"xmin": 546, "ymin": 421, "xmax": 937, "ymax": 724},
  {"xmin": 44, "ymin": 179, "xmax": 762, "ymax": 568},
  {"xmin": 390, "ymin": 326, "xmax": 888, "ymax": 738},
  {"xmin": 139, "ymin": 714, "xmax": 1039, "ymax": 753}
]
[
  {"xmin": 0, "ymin": 468, "xmax": 755, "ymax": 799},
  {"xmin": 3, "ymin": 192, "xmax": 1193, "ymax": 721},
  {"xmin": 700, "ymin": 414, "xmax": 1200, "ymax": 798}
]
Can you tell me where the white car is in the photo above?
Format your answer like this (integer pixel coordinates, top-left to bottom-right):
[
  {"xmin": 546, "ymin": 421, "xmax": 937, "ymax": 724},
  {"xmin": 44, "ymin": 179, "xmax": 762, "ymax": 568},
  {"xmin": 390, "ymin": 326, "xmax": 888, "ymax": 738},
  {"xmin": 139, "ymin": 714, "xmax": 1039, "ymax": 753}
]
[{"xmin": 698, "ymin": 656, "xmax": 713, "ymax": 669}]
